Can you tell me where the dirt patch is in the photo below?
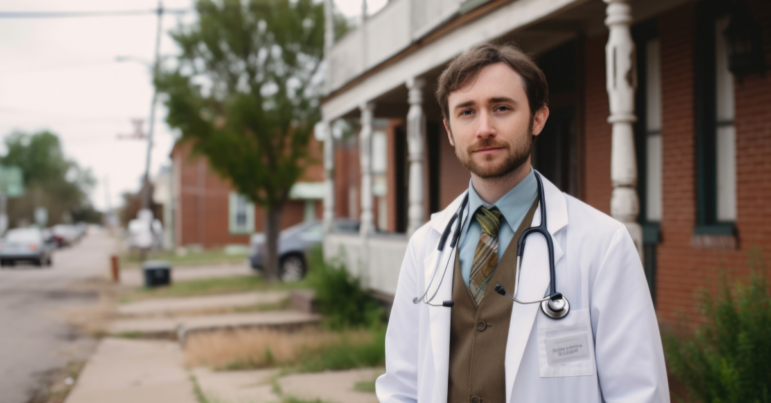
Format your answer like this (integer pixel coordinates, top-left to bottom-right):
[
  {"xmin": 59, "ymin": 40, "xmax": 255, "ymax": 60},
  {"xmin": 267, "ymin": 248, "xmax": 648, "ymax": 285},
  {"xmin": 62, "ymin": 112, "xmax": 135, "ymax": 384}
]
[
  {"xmin": 56, "ymin": 277, "xmax": 126, "ymax": 337},
  {"xmin": 26, "ymin": 361, "xmax": 86, "ymax": 403},
  {"xmin": 184, "ymin": 326, "xmax": 375, "ymax": 370}
]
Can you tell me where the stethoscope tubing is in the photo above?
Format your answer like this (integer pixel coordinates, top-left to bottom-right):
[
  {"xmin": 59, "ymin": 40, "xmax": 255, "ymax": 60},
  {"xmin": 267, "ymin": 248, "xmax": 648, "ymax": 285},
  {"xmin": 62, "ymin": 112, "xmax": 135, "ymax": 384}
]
[{"xmin": 415, "ymin": 171, "xmax": 566, "ymax": 317}]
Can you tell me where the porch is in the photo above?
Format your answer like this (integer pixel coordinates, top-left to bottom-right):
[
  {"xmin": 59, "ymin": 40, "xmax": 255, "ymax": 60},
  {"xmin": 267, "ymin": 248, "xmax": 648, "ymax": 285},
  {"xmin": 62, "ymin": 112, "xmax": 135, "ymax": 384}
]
[{"xmin": 320, "ymin": 0, "xmax": 685, "ymax": 296}]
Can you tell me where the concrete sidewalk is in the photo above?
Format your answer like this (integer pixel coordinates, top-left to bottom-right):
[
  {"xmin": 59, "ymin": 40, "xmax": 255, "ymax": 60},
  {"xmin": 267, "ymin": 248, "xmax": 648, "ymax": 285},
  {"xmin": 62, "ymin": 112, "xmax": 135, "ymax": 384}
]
[
  {"xmin": 192, "ymin": 367, "xmax": 383, "ymax": 403},
  {"xmin": 108, "ymin": 310, "xmax": 323, "ymax": 340},
  {"xmin": 278, "ymin": 368, "xmax": 382, "ymax": 403},
  {"xmin": 120, "ymin": 264, "xmax": 253, "ymax": 287},
  {"xmin": 118, "ymin": 291, "xmax": 289, "ymax": 316},
  {"xmin": 64, "ymin": 338, "xmax": 197, "ymax": 403}
]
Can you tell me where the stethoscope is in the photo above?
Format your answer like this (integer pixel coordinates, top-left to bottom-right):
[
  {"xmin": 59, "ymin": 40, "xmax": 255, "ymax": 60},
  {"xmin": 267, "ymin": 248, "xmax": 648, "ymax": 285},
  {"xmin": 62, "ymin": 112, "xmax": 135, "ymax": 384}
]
[{"xmin": 412, "ymin": 171, "xmax": 570, "ymax": 320}]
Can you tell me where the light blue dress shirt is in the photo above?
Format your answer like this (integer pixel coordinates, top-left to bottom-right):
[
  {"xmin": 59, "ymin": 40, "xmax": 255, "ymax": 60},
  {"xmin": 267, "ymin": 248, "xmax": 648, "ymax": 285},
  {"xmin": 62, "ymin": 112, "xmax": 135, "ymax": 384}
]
[{"xmin": 458, "ymin": 168, "xmax": 538, "ymax": 287}]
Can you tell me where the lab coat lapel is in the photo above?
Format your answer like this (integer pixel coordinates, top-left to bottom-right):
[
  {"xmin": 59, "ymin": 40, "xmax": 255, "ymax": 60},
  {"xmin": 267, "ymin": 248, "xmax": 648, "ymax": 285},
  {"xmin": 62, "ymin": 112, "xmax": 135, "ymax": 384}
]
[
  {"xmin": 424, "ymin": 247, "xmax": 454, "ymax": 397},
  {"xmin": 504, "ymin": 177, "xmax": 566, "ymax": 402},
  {"xmin": 424, "ymin": 192, "xmax": 465, "ymax": 398}
]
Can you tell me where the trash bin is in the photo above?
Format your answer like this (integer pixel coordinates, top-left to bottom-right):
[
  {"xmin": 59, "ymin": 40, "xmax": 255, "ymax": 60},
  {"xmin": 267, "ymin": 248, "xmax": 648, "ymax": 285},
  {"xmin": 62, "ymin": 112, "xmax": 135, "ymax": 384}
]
[{"xmin": 143, "ymin": 260, "xmax": 171, "ymax": 287}]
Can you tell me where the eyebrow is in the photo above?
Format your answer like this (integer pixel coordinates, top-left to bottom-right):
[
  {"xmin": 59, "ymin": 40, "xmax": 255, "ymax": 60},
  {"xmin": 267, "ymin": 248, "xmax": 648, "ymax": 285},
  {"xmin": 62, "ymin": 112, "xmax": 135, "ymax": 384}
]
[{"xmin": 452, "ymin": 96, "xmax": 518, "ymax": 111}]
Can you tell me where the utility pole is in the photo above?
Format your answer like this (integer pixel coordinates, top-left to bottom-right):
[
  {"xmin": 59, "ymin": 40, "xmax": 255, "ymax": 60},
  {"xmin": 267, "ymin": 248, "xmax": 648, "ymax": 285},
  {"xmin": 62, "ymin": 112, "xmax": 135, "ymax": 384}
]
[
  {"xmin": 143, "ymin": 1, "xmax": 163, "ymax": 211},
  {"xmin": 139, "ymin": 1, "xmax": 164, "ymax": 261}
]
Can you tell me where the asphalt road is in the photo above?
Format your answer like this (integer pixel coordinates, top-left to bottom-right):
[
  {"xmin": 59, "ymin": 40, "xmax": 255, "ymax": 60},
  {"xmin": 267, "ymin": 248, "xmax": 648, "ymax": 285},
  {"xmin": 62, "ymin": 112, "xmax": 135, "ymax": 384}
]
[{"xmin": 0, "ymin": 230, "xmax": 115, "ymax": 403}]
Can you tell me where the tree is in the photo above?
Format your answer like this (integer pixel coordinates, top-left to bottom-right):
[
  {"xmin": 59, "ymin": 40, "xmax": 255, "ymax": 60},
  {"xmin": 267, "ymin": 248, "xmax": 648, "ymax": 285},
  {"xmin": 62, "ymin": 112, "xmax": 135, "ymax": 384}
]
[
  {"xmin": 0, "ymin": 131, "xmax": 98, "ymax": 226},
  {"xmin": 156, "ymin": 0, "xmax": 325, "ymax": 281}
]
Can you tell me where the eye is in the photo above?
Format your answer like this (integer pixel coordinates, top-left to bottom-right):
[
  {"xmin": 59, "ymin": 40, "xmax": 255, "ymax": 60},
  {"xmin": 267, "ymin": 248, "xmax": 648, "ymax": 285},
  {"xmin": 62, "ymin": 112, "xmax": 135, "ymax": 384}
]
[
  {"xmin": 494, "ymin": 105, "xmax": 511, "ymax": 113},
  {"xmin": 459, "ymin": 109, "xmax": 474, "ymax": 117}
]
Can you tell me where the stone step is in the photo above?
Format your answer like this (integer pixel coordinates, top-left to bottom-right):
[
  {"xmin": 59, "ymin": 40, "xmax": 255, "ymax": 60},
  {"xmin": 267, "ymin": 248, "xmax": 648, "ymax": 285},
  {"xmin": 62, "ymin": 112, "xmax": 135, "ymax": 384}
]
[
  {"xmin": 107, "ymin": 310, "xmax": 323, "ymax": 342},
  {"xmin": 118, "ymin": 291, "xmax": 290, "ymax": 317}
]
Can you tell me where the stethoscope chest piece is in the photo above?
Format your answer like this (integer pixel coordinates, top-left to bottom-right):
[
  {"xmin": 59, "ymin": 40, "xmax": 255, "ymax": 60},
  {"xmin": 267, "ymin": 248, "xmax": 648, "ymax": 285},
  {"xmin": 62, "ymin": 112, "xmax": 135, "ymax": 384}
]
[{"xmin": 540, "ymin": 296, "xmax": 570, "ymax": 319}]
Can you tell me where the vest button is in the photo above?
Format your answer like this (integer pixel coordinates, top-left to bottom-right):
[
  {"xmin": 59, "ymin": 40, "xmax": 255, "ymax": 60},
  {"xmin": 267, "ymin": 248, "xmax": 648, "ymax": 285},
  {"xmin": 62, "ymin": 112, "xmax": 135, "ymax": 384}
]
[
  {"xmin": 476, "ymin": 321, "xmax": 487, "ymax": 331},
  {"xmin": 471, "ymin": 396, "xmax": 481, "ymax": 403}
]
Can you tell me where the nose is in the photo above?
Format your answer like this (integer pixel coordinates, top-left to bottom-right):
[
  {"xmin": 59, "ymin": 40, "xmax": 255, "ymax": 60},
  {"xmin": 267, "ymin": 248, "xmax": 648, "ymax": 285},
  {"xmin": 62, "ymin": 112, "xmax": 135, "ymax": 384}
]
[{"xmin": 475, "ymin": 109, "xmax": 496, "ymax": 139}]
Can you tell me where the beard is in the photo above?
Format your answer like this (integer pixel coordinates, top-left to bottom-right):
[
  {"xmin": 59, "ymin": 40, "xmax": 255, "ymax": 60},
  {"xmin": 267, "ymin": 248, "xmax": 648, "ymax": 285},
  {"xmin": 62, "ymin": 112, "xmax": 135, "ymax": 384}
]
[{"xmin": 453, "ymin": 119, "xmax": 534, "ymax": 179}]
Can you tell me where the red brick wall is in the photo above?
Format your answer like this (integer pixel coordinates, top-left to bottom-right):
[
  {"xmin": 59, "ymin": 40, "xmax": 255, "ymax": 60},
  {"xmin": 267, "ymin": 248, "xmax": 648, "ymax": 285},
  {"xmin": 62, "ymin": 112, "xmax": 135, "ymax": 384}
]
[
  {"xmin": 439, "ymin": 125, "xmax": 471, "ymax": 209},
  {"xmin": 656, "ymin": 3, "xmax": 701, "ymax": 327},
  {"xmin": 582, "ymin": 1, "xmax": 771, "ymax": 330},
  {"xmin": 171, "ymin": 141, "xmax": 319, "ymax": 249}
]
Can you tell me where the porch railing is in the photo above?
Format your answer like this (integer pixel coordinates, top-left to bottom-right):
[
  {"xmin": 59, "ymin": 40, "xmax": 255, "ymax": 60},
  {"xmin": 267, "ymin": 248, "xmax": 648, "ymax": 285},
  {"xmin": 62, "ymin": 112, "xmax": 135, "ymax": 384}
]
[{"xmin": 325, "ymin": 0, "xmax": 465, "ymax": 95}]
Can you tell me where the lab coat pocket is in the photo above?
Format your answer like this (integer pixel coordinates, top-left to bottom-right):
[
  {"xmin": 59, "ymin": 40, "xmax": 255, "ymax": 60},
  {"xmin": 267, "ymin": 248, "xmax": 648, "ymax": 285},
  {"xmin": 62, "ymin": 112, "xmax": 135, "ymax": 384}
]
[{"xmin": 537, "ymin": 308, "xmax": 596, "ymax": 377}]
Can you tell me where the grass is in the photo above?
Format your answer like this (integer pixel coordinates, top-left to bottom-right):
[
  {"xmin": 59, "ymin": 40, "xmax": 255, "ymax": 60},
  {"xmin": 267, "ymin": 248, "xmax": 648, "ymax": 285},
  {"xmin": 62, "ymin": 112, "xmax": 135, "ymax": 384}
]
[
  {"xmin": 184, "ymin": 326, "xmax": 385, "ymax": 372},
  {"xmin": 122, "ymin": 275, "xmax": 310, "ymax": 302},
  {"xmin": 353, "ymin": 379, "xmax": 377, "ymax": 393},
  {"xmin": 120, "ymin": 248, "xmax": 248, "ymax": 269}
]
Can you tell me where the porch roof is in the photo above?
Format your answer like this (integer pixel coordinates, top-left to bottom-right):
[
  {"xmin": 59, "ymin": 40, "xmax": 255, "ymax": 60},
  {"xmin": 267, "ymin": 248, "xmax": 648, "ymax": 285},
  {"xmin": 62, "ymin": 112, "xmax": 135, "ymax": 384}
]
[{"xmin": 320, "ymin": 0, "xmax": 688, "ymax": 122}]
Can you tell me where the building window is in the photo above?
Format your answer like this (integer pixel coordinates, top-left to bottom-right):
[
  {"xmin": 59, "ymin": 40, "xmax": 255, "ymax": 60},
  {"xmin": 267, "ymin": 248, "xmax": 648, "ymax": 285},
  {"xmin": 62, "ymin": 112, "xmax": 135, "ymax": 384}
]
[
  {"xmin": 229, "ymin": 193, "xmax": 254, "ymax": 234},
  {"xmin": 645, "ymin": 39, "xmax": 663, "ymax": 224},
  {"xmin": 694, "ymin": 1, "xmax": 736, "ymax": 236},
  {"xmin": 715, "ymin": 16, "xmax": 737, "ymax": 223}
]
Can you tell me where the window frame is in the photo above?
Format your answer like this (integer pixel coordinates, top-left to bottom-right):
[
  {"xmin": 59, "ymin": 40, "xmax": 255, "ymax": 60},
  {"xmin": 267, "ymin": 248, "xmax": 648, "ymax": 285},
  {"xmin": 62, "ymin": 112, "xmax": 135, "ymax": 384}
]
[
  {"xmin": 633, "ymin": 19, "xmax": 662, "ymax": 245},
  {"xmin": 228, "ymin": 192, "xmax": 255, "ymax": 235},
  {"xmin": 693, "ymin": 0, "xmax": 736, "ymax": 236}
]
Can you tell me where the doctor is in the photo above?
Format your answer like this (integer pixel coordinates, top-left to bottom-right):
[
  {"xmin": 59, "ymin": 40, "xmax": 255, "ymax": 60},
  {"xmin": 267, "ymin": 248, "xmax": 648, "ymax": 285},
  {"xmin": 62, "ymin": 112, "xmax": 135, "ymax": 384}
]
[{"xmin": 375, "ymin": 43, "xmax": 669, "ymax": 402}]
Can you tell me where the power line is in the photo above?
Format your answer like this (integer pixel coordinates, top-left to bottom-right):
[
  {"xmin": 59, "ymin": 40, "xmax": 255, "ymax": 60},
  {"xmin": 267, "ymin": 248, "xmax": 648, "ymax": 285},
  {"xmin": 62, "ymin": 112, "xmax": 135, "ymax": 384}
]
[{"xmin": 0, "ymin": 8, "xmax": 191, "ymax": 19}]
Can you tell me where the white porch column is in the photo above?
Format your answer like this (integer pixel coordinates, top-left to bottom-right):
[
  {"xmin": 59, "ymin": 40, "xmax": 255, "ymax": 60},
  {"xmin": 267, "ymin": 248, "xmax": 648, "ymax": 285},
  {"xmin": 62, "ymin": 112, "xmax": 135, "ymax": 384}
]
[
  {"xmin": 605, "ymin": 0, "xmax": 642, "ymax": 257},
  {"xmin": 406, "ymin": 77, "xmax": 426, "ymax": 235},
  {"xmin": 359, "ymin": 102, "xmax": 376, "ymax": 236},
  {"xmin": 322, "ymin": 121, "xmax": 335, "ymax": 234}
]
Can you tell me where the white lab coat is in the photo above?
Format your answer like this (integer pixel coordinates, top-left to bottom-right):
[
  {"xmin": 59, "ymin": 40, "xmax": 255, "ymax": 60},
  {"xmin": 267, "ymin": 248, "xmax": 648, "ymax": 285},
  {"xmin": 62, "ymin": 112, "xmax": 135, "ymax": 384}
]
[{"xmin": 376, "ymin": 176, "xmax": 669, "ymax": 402}]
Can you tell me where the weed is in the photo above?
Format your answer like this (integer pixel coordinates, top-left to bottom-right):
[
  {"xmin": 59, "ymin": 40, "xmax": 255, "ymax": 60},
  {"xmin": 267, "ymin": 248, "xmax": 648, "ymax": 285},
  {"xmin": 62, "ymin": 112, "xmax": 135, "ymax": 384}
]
[
  {"xmin": 306, "ymin": 247, "xmax": 384, "ymax": 330},
  {"xmin": 123, "ymin": 276, "xmax": 309, "ymax": 302},
  {"xmin": 184, "ymin": 326, "xmax": 382, "ymax": 372},
  {"xmin": 297, "ymin": 327, "xmax": 385, "ymax": 373},
  {"xmin": 664, "ymin": 250, "xmax": 771, "ymax": 403},
  {"xmin": 190, "ymin": 375, "xmax": 210, "ymax": 403},
  {"xmin": 114, "ymin": 331, "xmax": 143, "ymax": 339},
  {"xmin": 353, "ymin": 380, "xmax": 377, "ymax": 393}
]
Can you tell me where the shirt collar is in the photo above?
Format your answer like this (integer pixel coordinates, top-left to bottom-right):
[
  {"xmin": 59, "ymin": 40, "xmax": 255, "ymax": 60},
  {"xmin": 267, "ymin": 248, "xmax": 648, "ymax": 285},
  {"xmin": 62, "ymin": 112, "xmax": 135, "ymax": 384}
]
[{"xmin": 467, "ymin": 167, "xmax": 538, "ymax": 227}]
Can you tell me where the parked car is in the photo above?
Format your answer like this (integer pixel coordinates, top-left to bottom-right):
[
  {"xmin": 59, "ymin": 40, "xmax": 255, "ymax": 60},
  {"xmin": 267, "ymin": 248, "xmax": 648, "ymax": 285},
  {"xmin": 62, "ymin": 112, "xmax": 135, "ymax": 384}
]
[
  {"xmin": 0, "ymin": 228, "xmax": 54, "ymax": 267},
  {"xmin": 51, "ymin": 224, "xmax": 80, "ymax": 247},
  {"xmin": 249, "ymin": 219, "xmax": 359, "ymax": 282}
]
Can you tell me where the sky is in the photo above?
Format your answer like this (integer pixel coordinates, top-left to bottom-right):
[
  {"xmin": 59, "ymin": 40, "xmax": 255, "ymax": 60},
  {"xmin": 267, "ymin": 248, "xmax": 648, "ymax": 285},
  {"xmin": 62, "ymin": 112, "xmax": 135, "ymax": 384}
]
[{"xmin": 0, "ymin": 0, "xmax": 385, "ymax": 214}]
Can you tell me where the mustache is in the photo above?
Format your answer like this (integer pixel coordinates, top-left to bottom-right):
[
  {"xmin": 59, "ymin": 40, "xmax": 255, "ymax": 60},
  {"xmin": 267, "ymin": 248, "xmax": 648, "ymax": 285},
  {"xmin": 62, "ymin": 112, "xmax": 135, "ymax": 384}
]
[{"xmin": 466, "ymin": 139, "xmax": 510, "ymax": 153}]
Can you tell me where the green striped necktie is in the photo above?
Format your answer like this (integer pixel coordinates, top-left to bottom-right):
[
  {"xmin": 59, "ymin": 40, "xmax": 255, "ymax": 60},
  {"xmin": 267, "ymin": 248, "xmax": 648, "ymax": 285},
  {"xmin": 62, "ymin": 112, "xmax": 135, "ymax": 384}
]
[{"xmin": 469, "ymin": 206, "xmax": 502, "ymax": 306}]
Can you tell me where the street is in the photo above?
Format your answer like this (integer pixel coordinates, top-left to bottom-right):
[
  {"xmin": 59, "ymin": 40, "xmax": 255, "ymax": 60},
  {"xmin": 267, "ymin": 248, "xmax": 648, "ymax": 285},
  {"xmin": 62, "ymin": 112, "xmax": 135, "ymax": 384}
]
[{"xmin": 0, "ymin": 231, "xmax": 114, "ymax": 403}]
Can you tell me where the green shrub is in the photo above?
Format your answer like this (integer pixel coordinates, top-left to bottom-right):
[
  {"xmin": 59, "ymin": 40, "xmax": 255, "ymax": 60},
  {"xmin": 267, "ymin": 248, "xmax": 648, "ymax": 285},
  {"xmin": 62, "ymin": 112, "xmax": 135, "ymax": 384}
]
[
  {"xmin": 664, "ymin": 252, "xmax": 771, "ymax": 403},
  {"xmin": 306, "ymin": 247, "xmax": 384, "ymax": 330}
]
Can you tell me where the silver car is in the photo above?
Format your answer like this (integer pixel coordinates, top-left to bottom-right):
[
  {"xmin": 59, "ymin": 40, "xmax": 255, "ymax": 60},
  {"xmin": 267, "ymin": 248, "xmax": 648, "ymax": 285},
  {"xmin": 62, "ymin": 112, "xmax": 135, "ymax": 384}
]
[
  {"xmin": 250, "ymin": 219, "xmax": 359, "ymax": 282},
  {"xmin": 0, "ymin": 228, "xmax": 54, "ymax": 267}
]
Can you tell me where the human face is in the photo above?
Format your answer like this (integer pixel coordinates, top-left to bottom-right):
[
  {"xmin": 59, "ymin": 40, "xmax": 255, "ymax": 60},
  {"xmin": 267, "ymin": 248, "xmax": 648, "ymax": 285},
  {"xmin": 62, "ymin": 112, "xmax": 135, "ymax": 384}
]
[{"xmin": 444, "ymin": 62, "xmax": 549, "ymax": 179}]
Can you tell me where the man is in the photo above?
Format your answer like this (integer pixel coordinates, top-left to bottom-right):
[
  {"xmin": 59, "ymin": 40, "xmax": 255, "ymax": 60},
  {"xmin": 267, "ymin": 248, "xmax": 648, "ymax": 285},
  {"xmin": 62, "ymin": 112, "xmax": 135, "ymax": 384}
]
[{"xmin": 376, "ymin": 44, "xmax": 669, "ymax": 402}]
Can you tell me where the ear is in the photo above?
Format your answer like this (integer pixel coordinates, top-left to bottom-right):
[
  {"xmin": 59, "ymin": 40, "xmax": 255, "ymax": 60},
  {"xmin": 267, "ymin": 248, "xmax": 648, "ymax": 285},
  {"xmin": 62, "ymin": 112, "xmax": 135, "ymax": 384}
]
[
  {"xmin": 443, "ymin": 119, "xmax": 455, "ymax": 147},
  {"xmin": 531, "ymin": 106, "xmax": 550, "ymax": 137}
]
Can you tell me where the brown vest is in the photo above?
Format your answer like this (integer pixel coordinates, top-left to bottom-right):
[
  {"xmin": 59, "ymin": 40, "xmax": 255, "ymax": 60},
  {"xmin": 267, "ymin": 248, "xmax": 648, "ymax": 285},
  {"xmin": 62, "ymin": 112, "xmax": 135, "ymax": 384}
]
[{"xmin": 447, "ymin": 200, "xmax": 539, "ymax": 403}]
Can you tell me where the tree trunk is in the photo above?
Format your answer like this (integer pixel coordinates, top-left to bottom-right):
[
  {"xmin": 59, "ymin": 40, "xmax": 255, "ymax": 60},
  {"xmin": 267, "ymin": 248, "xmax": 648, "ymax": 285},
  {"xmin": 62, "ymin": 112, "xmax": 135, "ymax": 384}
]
[{"xmin": 263, "ymin": 205, "xmax": 282, "ymax": 282}]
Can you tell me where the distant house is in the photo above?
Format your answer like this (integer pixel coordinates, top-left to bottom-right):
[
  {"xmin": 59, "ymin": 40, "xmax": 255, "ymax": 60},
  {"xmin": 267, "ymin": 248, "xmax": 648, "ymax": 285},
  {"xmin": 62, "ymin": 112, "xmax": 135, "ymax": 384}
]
[
  {"xmin": 319, "ymin": 0, "xmax": 771, "ymax": 331},
  {"xmin": 168, "ymin": 138, "xmax": 325, "ymax": 250}
]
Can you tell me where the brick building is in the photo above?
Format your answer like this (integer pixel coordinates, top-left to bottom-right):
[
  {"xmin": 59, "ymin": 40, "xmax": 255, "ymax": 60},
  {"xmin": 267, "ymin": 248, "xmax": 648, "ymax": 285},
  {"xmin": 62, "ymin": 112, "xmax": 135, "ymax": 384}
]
[
  {"xmin": 320, "ymin": 0, "xmax": 771, "ymax": 332},
  {"xmin": 170, "ymin": 137, "xmax": 325, "ymax": 249}
]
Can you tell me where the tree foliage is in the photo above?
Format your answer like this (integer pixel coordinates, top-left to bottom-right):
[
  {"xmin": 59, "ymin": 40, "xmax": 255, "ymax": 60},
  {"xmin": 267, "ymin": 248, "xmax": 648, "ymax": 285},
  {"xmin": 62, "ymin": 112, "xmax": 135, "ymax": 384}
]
[
  {"xmin": 0, "ymin": 131, "xmax": 98, "ymax": 226},
  {"xmin": 664, "ymin": 251, "xmax": 771, "ymax": 403},
  {"xmin": 156, "ymin": 0, "xmax": 326, "ymax": 280}
]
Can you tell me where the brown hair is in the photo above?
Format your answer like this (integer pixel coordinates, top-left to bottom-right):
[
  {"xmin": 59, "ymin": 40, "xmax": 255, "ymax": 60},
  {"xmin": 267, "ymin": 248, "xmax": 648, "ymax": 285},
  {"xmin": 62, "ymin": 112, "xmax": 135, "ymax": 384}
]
[{"xmin": 435, "ymin": 43, "xmax": 549, "ymax": 121}]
